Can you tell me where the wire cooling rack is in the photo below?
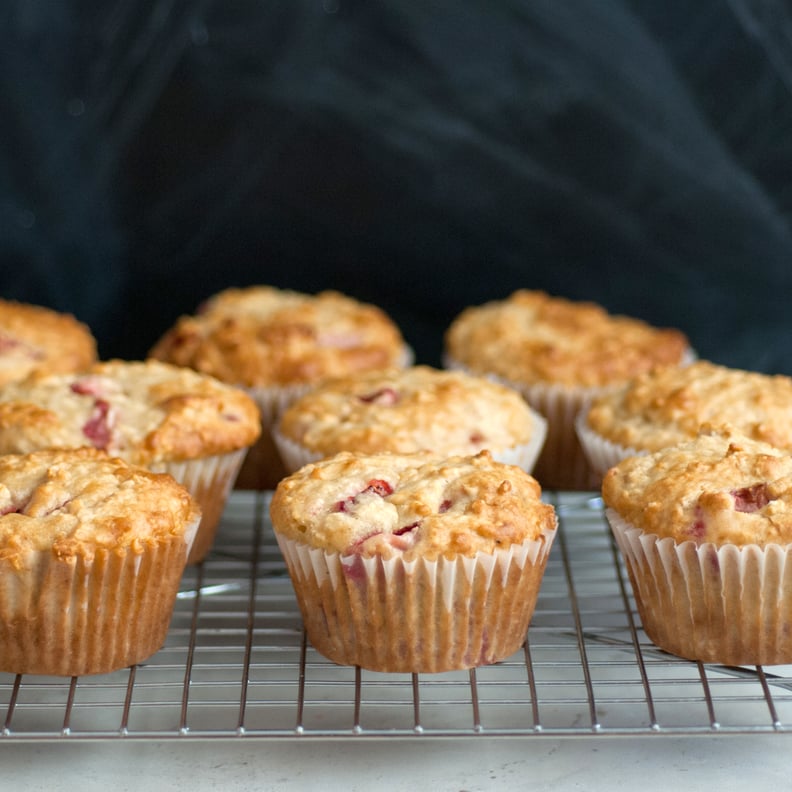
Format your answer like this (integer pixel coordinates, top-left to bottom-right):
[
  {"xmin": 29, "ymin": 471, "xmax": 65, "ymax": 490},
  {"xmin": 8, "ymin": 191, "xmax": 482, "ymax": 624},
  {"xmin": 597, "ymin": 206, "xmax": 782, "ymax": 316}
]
[{"xmin": 2, "ymin": 490, "xmax": 792, "ymax": 742}]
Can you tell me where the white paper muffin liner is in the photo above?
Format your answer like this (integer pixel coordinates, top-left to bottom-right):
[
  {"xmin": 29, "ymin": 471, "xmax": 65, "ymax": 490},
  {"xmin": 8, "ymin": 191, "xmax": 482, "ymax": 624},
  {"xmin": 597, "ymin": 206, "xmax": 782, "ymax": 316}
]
[
  {"xmin": 504, "ymin": 378, "xmax": 606, "ymax": 491},
  {"xmin": 274, "ymin": 524, "xmax": 557, "ymax": 673},
  {"xmin": 574, "ymin": 411, "xmax": 645, "ymax": 480},
  {"xmin": 0, "ymin": 515, "xmax": 199, "ymax": 676},
  {"xmin": 271, "ymin": 408, "xmax": 548, "ymax": 476},
  {"xmin": 606, "ymin": 507, "xmax": 792, "ymax": 666},
  {"xmin": 151, "ymin": 449, "xmax": 247, "ymax": 564}
]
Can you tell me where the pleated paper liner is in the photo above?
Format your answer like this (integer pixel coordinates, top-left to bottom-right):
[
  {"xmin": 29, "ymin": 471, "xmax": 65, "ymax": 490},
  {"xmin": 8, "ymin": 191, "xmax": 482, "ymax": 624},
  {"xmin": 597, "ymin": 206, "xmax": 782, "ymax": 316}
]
[
  {"xmin": 0, "ymin": 515, "xmax": 199, "ymax": 676},
  {"xmin": 152, "ymin": 448, "xmax": 248, "ymax": 564},
  {"xmin": 574, "ymin": 411, "xmax": 645, "ymax": 481},
  {"xmin": 606, "ymin": 507, "xmax": 792, "ymax": 666},
  {"xmin": 275, "ymin": 525, "xmax": 557, "ymax": 674},
  {"xmin": 507, "ymin": 378, "xmax": 605, "ymax": 490}
]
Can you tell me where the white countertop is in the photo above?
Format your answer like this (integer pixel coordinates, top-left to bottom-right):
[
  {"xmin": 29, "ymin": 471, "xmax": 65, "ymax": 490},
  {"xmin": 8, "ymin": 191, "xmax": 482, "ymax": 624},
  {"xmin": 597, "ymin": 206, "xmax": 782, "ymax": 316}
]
[{"xmin": 3, "ymin": 734, "xmax": 788, "ymax": 791}]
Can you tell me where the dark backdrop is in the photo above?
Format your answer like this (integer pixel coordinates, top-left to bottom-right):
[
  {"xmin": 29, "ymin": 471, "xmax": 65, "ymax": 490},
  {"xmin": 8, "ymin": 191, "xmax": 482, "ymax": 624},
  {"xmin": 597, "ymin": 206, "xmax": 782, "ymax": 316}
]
[{"xmin": 2, "ymin": 1, "xmax": 792, "ymax": 372}]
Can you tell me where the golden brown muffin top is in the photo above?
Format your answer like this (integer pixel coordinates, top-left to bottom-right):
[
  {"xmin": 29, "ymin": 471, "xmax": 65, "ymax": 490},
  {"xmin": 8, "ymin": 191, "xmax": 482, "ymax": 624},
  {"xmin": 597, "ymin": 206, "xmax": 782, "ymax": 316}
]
[
  {"xmin": 586, "ymin": 360, "xmax": 792, "ymax": 453},
  {"xmin": 270, "ymin": 449, "xmax": 557, "ymax": 562},
  {"xmin": 277, "ymin": 365, "xmax": 540, "ymax": 456},
  {"xmin": 0, "ymin": 359, "xmax": 261, "ymax": 465},
  {"xmin": 444, "ymin": 290, "xmax": 690, "ymax": 388},
  {"xmin": 602, "ymin": 431, "xmax": 792, "ymax": 547},
  {"xmin": 0, "ymin": 447, "xmax": 200, "ymax": 566},
  {"xmin": 148, "ymin": 286, "xmax": 410, "ymax": 388},
  {"xmin": 0, "ymin": 299, "xmax": 97, "ymax": 387}
]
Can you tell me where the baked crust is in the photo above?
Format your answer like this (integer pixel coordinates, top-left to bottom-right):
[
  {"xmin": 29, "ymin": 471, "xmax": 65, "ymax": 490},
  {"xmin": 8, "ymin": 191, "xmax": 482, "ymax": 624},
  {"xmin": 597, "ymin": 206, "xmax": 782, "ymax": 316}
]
[
  {"xmin": 277, "ymin": 365, "xmax": 538, "ymax": 456},
  {"xmin": 0, "ymin": 299, "xmax": 97, "ymax": 386},
  {"xmin": 0, "ymin": 447, "xmax": 200, "ymax": 565},
  {"xmin": 149, "ymin": 286, "xmax": 408, "ymax": 387},
  {"xmin": 444, "ymin": 290, "xmax": 689, "ymax": 388},
  {"xmin": 586, "ymin": 360, "xmax": 792, "ymax": 452},
  {"xmin": 0, "ymin": 359, "xmax": 261, "ymax": 464},
  {"xmin": 602, "ymin": 430, "xmax": 792, "ymax": 546},
  {"xmin": 270, "ymin": 449, "xmax": 557, "ymax": 561}
]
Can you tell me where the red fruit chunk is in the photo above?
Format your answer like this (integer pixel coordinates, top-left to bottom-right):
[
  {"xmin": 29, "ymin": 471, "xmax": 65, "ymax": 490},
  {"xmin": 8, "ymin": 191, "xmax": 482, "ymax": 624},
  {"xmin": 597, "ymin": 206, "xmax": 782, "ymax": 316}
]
[
  {"xmin": 687, "ymin": 506, "xmax": 706, "ymax": 541},
  {"xmin": 317, "ymin": 331, "xmax": 359, "ymax": 349},
  {"xmin": 732, "ymin": 483, "xmax": 771, "ymax": 513},
  {"xmin": 469, "ymin": 431, "xmax": 485, "ymax": 444},
  {"xmin": 347, "ymin": 530, "xmax": 383, "ymax": 551},
  {"xmin": 357, "ymin": 387, "xmax": 400, "ymax": 405},
  {"xmin": 0, "ymin": 333, "xmax": 21, "ymax": 353},
  {"xmin": 169, "ymin": 330, "xmax": 199, "ymax": 347},
  {"xmin": 393, "ymin": 521, "xmax": 419, "ymax": 536},
  {"xmin": 439, "ymin": 499, "xmax": 452, "ymax": 513},
  {"xmin": 37, "ymin": 499, "xmax": 74, "ymax": 517},
  {"xmin": 333, "ymin": 478, "xmax": 394, "ymax": 512},
  {"xmin": 341, "ymin": 554, "xmax": 368, "ymax": 581},
  {"xmin": 0, "ymin": 333, "xmax": 42, "ymax": 360},
  {"xmin": 363, "ymin": 479, "xmax": 393, "ymax": 497},
  {"xmin": 82, "ymin": 399, "xmax": 113, "ymax": 449},
  {"xmin": 70, "ymin": 377, "xmax": 106, "ymax": 397}
]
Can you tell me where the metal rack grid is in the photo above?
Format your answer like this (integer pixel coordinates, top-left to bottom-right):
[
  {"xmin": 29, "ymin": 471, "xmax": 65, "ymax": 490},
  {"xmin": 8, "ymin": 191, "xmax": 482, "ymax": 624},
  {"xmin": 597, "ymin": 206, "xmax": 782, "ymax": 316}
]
[{"xmin": 3, "ymin": 490, "xmax": 792, "ymax": 741}]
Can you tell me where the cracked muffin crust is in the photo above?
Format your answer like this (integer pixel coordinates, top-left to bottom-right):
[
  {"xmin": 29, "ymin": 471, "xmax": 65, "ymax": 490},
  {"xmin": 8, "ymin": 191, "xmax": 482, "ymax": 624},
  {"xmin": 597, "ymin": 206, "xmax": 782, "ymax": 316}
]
[
  {"xmin": 271, "ymin": 449, "xmax": 556, "ymax": 561},
  {"xmin": 0, "ymin": 447, "xmax": 199, "ymax": 560},
  {"xmin": 584, "ymin": 360, "xmax": 792, "ymax": 456},
  {"xmin": 0, "ymin": 448, "xmax": 200, "ymax": 676},
  {"xmin": 0, "ymin": 358, "xmax": 261, "ymax": 464},
  {"xmin": 274, "ymin": 365, "xmax": 546, "ymax": 472},
  {"xmin": 149, "ymin": 286, "xmax": 410, "ymax": 389},
  {"xmin": 270, "ymin": 450, "xmax": 558, "ymax": 673},
  {"xmin": 0, "ymin": 299, "xmax": 97, "ymax": 387},
  {"xmin": 0, "ymin": 359, "xmax": 261, "ymax": 563},
  {"xmin": 444, "ymin": 290, "xmax": 689, "ymax": 389},
  {"xmin": 602, "ymin": 431, "xmax": 792, "ymax": 547},
  {"xmin": 602, "ymin": 430, "xmax": 792, "ymax": 665}
]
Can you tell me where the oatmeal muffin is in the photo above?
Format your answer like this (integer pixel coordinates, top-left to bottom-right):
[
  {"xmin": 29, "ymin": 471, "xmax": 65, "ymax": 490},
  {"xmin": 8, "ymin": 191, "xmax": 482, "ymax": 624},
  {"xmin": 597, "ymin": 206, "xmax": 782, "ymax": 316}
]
[
  {"xmin": 443, "ymin": 290, "xmax": 691, "ymax": 490},
  {"xmin": 0, "ymin": 299, "xmax": 97, "ymax": 387},
  {"xmin": 578, "ymin": 360, "xmax": 792, "ymax": 479},
  {"xmin": 603, "ymin": 430, "xmax": 792, "ymax": 665},
  {"xmin": 0, "ymin": 448, "xmax": 200, "ymax": 676},
  {"xmin": 149, "ymin": 286, "xmax": 412, "ymax": 489},
  {"xmin": 273, "ymin": 365, "xmax": 546, "ymax": 474},
  {"xmin": 270, "ymin": 450, "xmax": 557, "ymax": 673},
  {"xmin": 0, "ymin": 359, "xmax": 261, "ymax": 563}
]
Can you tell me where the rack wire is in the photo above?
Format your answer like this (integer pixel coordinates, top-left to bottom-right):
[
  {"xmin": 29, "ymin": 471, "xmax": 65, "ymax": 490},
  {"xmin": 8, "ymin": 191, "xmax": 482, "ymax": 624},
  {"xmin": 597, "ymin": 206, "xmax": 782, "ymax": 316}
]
[{"xmin": 3, "ymin": 490, "xmax": 792, "ymax": 741}]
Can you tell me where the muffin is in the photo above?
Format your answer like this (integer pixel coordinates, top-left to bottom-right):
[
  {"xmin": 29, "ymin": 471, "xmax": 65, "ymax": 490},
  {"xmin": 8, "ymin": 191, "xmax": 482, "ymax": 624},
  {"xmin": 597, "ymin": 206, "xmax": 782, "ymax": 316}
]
[
  {"xmin": 0, "ymin": 359, "xmax": 260, "ymax": 563},
  {"xmin": 603, "ymin": 430, "xmax": 792, "ymax": 665},
  {"xmin": 270, "ymin": 449, "xmax": 557, "ymax": 673},
  {"xmin": 0, "ymin": 447, "xmax": 200, "ymax": 676},
  {"xmin": 578, "ymin": 360, "xmax": 792, "ymax": 480},
  {"xmin": 149, "ymin": 286, "xmax": 413, "ymax": 489},
  {"xmin": 443, "ymin": 290, "xmax": 691, "ymax": 490},
  {"xmin": 273, "ymin": 365, "xmax": 547, "ymax": 474},
  {"xmin": 0, "ymin": 299, "xmax": 97, "ymax": 387}
]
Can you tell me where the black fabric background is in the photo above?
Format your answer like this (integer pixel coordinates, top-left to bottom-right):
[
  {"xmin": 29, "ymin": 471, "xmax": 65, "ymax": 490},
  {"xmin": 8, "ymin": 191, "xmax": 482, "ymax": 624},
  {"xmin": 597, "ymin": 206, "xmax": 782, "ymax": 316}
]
[{"xmin": 2, "ymin": 1, "xmax": 791, "ymax": 372}]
